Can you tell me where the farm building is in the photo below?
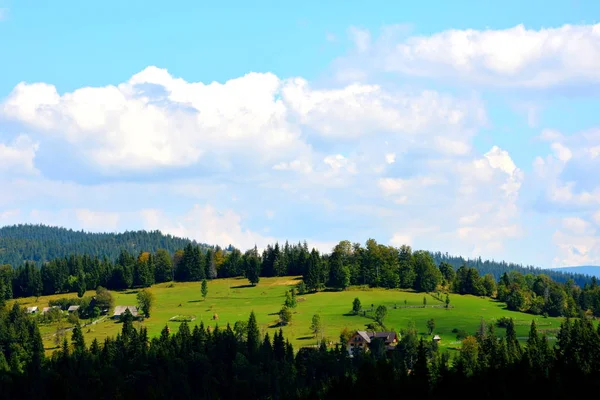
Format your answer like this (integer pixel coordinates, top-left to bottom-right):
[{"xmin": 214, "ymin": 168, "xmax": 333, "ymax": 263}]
[
  {"xmin": 113, "ymin": 305, "xmax": 139, "ymax": 319},
  {"xmin": 67, "ymin": 305, "xmax": 80, "ymax": 313},
  {"xmin": 433, "ymin": 334, "xmax": 441, "ymax": 342},
  {"xmin": 26, "ymin": 306, "xmax": 38, "ymax": 314},
  {"xmin": 347, "ymin": 331, "xmax": 398, "ymax": 355}
]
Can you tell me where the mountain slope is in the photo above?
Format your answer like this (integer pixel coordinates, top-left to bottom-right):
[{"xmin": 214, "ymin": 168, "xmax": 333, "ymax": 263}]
[
  {"xmin": 0, "ymin": 224, "xmax": 208, "ymax": 266},
  {"xmin": 550, "ymin": 266, "xmax": 600, "ymax": 278}
]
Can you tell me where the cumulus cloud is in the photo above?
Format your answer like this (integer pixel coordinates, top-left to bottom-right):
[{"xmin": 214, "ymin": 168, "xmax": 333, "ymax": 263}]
[
  {"xmin": 533, "ymin": 128, "xmax": 600, "ymax": 209},
  {"xmin": 2, "ymin": 67, "xmax": 486, "ymax": 175},
  {"xmin": 140, "ymin": 205, "xmax": 276, "ymax": 250},
  {"xmin": 338, "ymin": 23, "xmax": 600, "ymax": 89},
  {"xmin": 2, "ymin": 68, "xmax": 306, "ymax": 172},
  {"xmin": 281, "ymin": 78, "xmax": 484, "ymax": 140},
  {"xmin": 0, "ymin": 135, "xmax": 39, "ymax": 175},
  {"xmin": 375, "ymin": 145, "xmax": 524, "ymax": 257},
  {"xmin": 552, "ymin": 216, "xmax": 600, "ymax": 267}
]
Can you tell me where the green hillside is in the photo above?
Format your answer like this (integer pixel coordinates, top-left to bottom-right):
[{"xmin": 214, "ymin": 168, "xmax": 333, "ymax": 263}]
[{"xmin": 14, "ymin": 276, "xmax": 562, "ymax": 354}]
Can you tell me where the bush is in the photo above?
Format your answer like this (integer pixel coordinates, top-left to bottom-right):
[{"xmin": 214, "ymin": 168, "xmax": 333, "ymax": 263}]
[
  {"xmin": 296, "ymin": 281, "xmax": 307, "ymax": 295},
  {"xmin": 496, "ymin": 317, "xmax": 511, "ymax": 328}
]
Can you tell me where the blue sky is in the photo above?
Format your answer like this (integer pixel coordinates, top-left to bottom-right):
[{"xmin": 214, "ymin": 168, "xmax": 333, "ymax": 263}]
[{"xmin": 1, "ymin": 0, "xmax": 600, "ymax": 268}]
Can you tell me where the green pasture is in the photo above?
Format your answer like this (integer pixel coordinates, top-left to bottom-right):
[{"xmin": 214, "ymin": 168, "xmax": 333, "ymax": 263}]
[{"xmin": 12, "ymin": 276, "xmax": 563, "ymax": 355}]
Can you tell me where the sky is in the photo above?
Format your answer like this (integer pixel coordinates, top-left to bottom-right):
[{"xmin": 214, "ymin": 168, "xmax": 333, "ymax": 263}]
[{"xmin": 1, "ymin": 0, "xmax": 600, "ymax": 268}]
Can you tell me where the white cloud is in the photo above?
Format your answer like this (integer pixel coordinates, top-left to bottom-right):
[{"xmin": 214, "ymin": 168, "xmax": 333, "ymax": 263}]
[
  {"xmin": 533, "ymin": 128, "xmax": 600, "ymax": 209},
  {"xmin": 0, "ymin": 209, "xmax": 20, "ymax": 224},
  {"xmin": 552, "ymin": 224, "xmax": 600, "ymax": 267},
  {"xmin": 385, "ymin": 153, "xmax": 396, "ymax": 164},
  {"xmin": 2, "ymin": 68, "xmax": 306, "ymax": 172},
  {"xmin": 348, "ymin": 26, "xmax": 371, "ymax": 53},
  {"xmin": 390, "ymin": 233, "xmax": 412, "ymax": 247},
  {"xmin": 339, "ymin": 23, "xmax": 600, "ymax": 88},
  {"xmin": 280, "ymin": 78, "xmax": 485, "ymax": 141},
  {"xmin": 2, "ymin": 67, "xmax": 485, "ymax": 175},
  {"xmin": 0, "ymin": 135, "xmax": 39, "ymax": 175},
  {"xmin": 433, "ymin": 136, "xmax": 471, "ymax": 155},
  {"xmin": 378, "ymin": 176, "xmax": 444, "ymax": 199},
  {"xmin": 594, "ymin": 210, "xmax": 600, "ymax": 225},
  {"xmin": 75, "ymin": 209, "xmax": 121, "ymax": 232},
  {"xmin": 561, "ymin": 216, "xmax": 595, "ymax": 235},
  {"xmin": 272, "ymin": 159, "xmax": 313, "ymax": 173},
  {"xmin": 140, "ymin": 205, "xmax": 276, "ymax": 250},
  {"xmin": 551, "ymin": 142, "xmax": 572, "ymax": 162},
  {"xmin": 323, "ymin": 154, "xmax": 357, "ymax": 174}
]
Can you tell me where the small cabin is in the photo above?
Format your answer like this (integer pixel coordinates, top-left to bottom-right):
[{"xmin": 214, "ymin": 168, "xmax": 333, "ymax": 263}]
[
  {"xmin": 433, "ymin": 334, "xmax": 441, "ymax": 342},
  {"xmin": 67, "ymin": 305, "xmax": 80, "ymax": 313},
  {"xmin": 26, "ymin": 306, "xmax": 38, "ymax": 314},
  {"xmin": 112, "ymin": 305, "xmax": 139, "ymax": 319},
  {"xmin": 347, "ymin": 331, "xmax": 398, "ymax": 355}
]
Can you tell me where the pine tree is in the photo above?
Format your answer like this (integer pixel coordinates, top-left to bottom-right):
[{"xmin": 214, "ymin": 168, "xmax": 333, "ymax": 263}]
[
  {"xmin": 247, "ymin": 311, "xmax": 260, "ymax": 356},
  {"xmin": 71, "ymin": 321, "xmax": 86, "ymax": 354}
]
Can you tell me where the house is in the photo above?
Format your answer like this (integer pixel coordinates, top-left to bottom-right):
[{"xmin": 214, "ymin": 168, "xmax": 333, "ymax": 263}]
[
  {"xmin": 112, "ymin": 305, "xmax": 139, "ymax": 319},
  {"xmin": 68, "ymin": 305, "xmax": 80, "ymax": 313},
  {"xmin": 26, "ymin": 306, "xmax": 38, "ymax": 314},
  {"xmin": 347, "ymin": 330, "xmax": 398, "ymax": 355},
  {"xmin": 433, "ymin": 334, "xmax": 441, "ymax": 342}
]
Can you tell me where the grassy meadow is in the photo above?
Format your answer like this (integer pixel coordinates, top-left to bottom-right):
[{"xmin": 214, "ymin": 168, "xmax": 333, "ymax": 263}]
[{"xmin": 11, "ymin": 276, "xmax": 564, "ymax": 355}]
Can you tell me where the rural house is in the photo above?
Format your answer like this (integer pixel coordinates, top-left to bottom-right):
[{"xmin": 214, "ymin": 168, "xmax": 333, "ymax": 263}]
[
  {"xmin": 68, "ymin": 305, "xmax": 80, "ymax": 313},
  {"xmin": 347, "ymin": 330, "xmax": 398, "ymax": 355},
  {"xmin": 26, "ymin": 306, "xmax": 38, "ymax": 314},
  {"xmin": 113, "ymin": 305, "xmax": 139, "ymax": 319}
]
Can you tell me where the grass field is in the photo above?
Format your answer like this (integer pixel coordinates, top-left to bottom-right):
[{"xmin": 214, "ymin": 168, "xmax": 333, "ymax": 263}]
[{"xmin": 11, "ymin": 276, "xmax": 564, "ymax": 355}]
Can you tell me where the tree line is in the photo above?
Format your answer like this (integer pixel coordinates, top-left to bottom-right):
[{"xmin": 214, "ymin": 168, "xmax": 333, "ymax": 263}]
[
  {"xmin": 1, "ymin": 303, "xmax": 600, "ymax": 399},
  {"xmin": 2, "ymin": 239, "xmax": 600, "ymax": 319}
]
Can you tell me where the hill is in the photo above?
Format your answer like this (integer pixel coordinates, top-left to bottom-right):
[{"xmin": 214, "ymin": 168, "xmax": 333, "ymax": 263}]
[
  {"xmin": 15, "ymin": 276, "xmax": 562, "ymax": 355},
  {"xmin": 0, "ymin": 224, "xmax": 210, "ymax": 266},
  {"xmin": 550, "ymin": 265, "xmax": 600, "ymax": 278}
]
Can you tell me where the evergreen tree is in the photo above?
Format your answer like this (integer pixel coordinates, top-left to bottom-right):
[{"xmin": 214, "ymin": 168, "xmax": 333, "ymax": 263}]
[
  {"xmin": 71, "ymin": 321, "xmax": 86, "ymax": 354},
  {"xmin": 247, "ymin": 311, "xmax": 260, "ymax": 357}
]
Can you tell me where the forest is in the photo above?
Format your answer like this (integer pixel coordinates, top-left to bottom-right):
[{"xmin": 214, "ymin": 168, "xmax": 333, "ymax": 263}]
[
  {"xmin": 0, "ymin": 224, "xmax": 211, "ymax": 267},
  {"xmin": 1, "ymin": 303, "xmax": 599, "ymax": 399}
]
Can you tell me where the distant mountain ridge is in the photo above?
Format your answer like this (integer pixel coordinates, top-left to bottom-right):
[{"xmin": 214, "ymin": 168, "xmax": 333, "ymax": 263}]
[
  {"xmin": 550, "ymin": 265, "xmax": 600, "ymax": 278},
  {"xmin": 429, "ymin": 252, "xmax": 592, "ymax": 287},
  {"xmin": 0, "ymin": 224, "xmax": 210, "ymax": 266}
]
